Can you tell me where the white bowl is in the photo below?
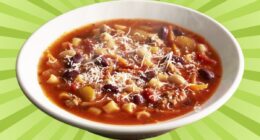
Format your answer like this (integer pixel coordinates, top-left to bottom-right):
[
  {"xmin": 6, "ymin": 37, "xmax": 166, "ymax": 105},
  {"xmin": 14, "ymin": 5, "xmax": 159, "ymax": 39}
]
[{"xmin": 17, "ymin": 0, "xmax": 244, "ymax": 139}]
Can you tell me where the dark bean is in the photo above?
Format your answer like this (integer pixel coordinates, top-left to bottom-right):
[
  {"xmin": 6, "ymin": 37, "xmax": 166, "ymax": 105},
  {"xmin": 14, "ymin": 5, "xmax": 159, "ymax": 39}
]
[
  {"xmin": 94, "ymin": 57, "xmax": 109, "ymax": 67},
  {"xmin": 71, "ymin": 53, "xmax": 82, "ymax": 63},
  {"xmin": 83, "ymin": 39, "xmax": 94, "ymax": 52},
  {"xmin": 140, "ymin": 71, "xmax": 156, "ymax": 81},
  {"xmin": 198, "ymin": 68, "xmax": 215, "ymax": 81},
  {"xmin": 158, "ymin": 26, "xmax": 169, "ymax": 40},
  {"xmin": 102, "ymin": 84, "xmax": 119, "ymax": 94},
  {"xmin": 172, "ymin": 55, "xmax": 184, "ymax": 64},
  {"xmin": 132, "ymin": 94, "xmax": 145, "ymax": 105},
  {"xmin": 64, "ymin": 58, "xmax": 73, "ymax": 68},
  {"xmin": 173, "ymin": 28, "xmax": 184, "ymax": 36},
  {"xmin": 62, "ymin": 70, "xmax": 79, "ymax": 81},
  {"xmin": 160, "ymin": 55, "xmax": 184, "ymax": 64}
]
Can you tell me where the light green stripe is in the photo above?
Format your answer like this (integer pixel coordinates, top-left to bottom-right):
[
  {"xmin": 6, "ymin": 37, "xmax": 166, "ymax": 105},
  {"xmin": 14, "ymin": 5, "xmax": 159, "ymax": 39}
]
[
  {"xmin": 33, "ymin": 121, "xmax": 62, "ymax": 140},
  {"xmin": 174, "ymin": 128, "xmax": 194, "ymax": 140},
  {"xmin": 216, "ymin": 0, "xmax": 260, "ymax": 22},
  {"xmin": 189, "ymin": 121, "xmax": 221, "ymax": 140},
  {"xmin": 185, "ymin": 126, "xmax": 205, "ymax": 140},
  {"xmin": 151, "ymin": 133, "xmax": 172, "ymax": 140},
  {"xmin": 238, "ymin": 79, "xmax": 260, "ymax": 97},
  {"xmin": 0, "ymin": 36, "xmax": 24, "ymax": 50},
  {"xmin": 238, "ymin": 36, "xmax": 260, "ymax": 49},
  {"xmin": 28, "ymin": 0, "xmax": 62, "ymax": 16},
  {"xmin": 18, "ymin": 117, "xmax": 52, "ymax": 140},
  {"xmin": 0, "ymin": 89, "xmax": 22, "ymax": 105},
  {"xmin": 197, "ymin": 0, "xmax": 226, "ymax": 13},
  {"xmin": 0, "ymin": 105, "xmax": 36, "ymax": 132},
  {"xmin": 206, "ymin": 0, "xmax": 254, "ymax": 18},
  {"xmin": 186, "ymin": 0, "xmax": 210, "ymax": 10},
  {"xmin": 59, "ymin": 127, "xmax": 80, "ymax": 140},
  {"xmin": 0, "ymin": 110, "xmax": 44, "ymax": 140},
  {"xmin": 219, "ymin": 106, "xmax": 260, "ymax": 136},
  {"xmin": 59, "ymin": 0, "xmax": 77, "ymax": 9},
  {"xmin": 0, "ymin": 96, "xmax": 30, "ymax": 120},
  {"xmin": 203, "ymin": 117, "xmax": 236, "ymax": 140},
  {"xmin": 0, "ymin": 26, "xmax": 31, "ymax": 39},
  {"xmin": 245, "ymin": 58, "xmax": 260, "ymax": 72},
  {"xmin": 50, "ymin": 125, "xmax": 69, "ymax": 140},
  {"xmin": 0, "ymin": 2, "xmax": 46, "ymax": 25},
  {"xmin": 43, "ymin": 0, "xmax": 70, "ymax": 13},
  {"xmin": 227, "ymin": 96, "xmax": 260, "ymax": 123},
  {"xmin": 211, "ymin": 111, "xmax": 259, "ymax": 140},
  {"xmin": 235, "ymin": 90, "xmax": 260, "ymax": 107},
  {"xmin": 0, "ymin": 78, "xmax": 19, "ymax": 94}
]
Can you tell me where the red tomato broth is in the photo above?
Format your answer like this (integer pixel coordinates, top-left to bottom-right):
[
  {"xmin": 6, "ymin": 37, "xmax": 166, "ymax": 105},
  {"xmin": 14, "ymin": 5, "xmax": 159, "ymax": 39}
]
[{"xmin": 38, "ymin": 19, "xmax": 222, "ymax": 125}]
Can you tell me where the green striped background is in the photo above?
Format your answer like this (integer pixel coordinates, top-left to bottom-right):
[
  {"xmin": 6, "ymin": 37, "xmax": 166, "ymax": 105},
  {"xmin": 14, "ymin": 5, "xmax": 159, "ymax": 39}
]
[{"xmin": 0, "ymin": 0, "xmax": 260, "ymax": 139}]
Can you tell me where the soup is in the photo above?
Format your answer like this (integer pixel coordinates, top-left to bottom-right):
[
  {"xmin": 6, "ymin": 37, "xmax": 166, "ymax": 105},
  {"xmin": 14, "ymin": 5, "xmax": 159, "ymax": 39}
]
[{"xmin": 38, "ymin": 19, "xmax": 221, "ymax": 125}]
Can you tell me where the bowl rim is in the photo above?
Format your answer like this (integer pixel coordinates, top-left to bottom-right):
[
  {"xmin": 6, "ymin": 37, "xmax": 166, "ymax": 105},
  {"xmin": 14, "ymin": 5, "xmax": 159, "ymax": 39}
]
[{"xmin": 16, "ymin": 0, "xmax": 244, "ymax": 134}]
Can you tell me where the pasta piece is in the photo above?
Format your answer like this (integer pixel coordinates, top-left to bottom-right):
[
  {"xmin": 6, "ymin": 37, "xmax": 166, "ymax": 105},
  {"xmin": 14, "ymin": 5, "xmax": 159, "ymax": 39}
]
[
  {"xmin": 72, "ymin": 38, "xmax": 82, "ymax": 46},
  {"xmin": 122, "ymin": 103, "xmax": 136, "ymax": 114},
  {"xmin": 46, "ymin": 74, "xmax": 59, "ymax": 84},
  {"xmin": 59, "ymin": 49, "xmax": 76, "ymax": 58},
  {"xmin": 87, "ymin": 107, "xmax": 102, "ymax": 115},
  {"xmin": 78, "ymin": 86, "xmax": 96, "ymax": 101},
  {"xmin": 168, "ymin": 74, "xmax": 187, "ymax": 85},
  {"xmin": 103, "ymin": 100, "xmax": 120, "ymax": 113},
  {"xmin": 136, "ymin": 111, "xmax": 151, "ymax": 120}
]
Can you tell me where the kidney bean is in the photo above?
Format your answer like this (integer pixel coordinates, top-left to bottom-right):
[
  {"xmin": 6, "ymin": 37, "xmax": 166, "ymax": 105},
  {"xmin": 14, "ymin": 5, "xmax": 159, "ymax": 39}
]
[
  {"xmin": 71, "ymin": 53, "xmax": 83, "ymax": 63},
  {"xmin": 142, "ymin": 88, "xmax": 159, "ymax": 103},
  {"xmin": 102, "ymin": 84, "xmax": 119, "ymax": 94},
  {"xmin": 94, "ymin": 57, "xmax": 109, "ymax": 67},
  {"xmin": 173, "ymin": 28, "xmax": 184, "ymax": 36},
  {"xmin": 140, "ymin": 71, "xmax": 156, "ymax": 81},
  {"xmin": 158, "ymin": 26, "xmax": 169, "ymax": 40},
  {"xmin": 83, "ymin": 39, "xmax": 94, "ymax": 52},
  {"xmin": 159, "ymin": 55, "xmax": 184, "ymax": 64},
  {"xmin": 198, "ymin": 68, "xmax": 215, "ymax": 81},
  {"xmin": 132, "ymin": 94, "xmax": 145, "ymax": 105},
  {"xmin": 62, "ymin": 70, "xmax": 79, "ymax": 81}
]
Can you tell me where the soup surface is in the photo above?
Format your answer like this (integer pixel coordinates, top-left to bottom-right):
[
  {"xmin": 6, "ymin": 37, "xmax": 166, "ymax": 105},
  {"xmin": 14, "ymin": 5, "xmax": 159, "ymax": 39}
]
[{"xmin": 38, "ymin": 19, "xmax": 221, "ymax": 125}]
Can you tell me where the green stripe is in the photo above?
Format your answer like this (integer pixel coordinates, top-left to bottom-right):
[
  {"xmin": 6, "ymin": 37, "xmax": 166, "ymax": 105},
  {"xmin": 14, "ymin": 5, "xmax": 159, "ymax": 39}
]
[
  {"xmin": 0, "ymin": 89, "xmax": 22, "ymax": 105},
  {"xmin": 18, "ymin": 117, "xmax": 51, "ymax": 140},
  {"xmin": 169, "ymin": 130, "xmax": 181, "ymax": 140},
  {"xmin": 243, "ymin": 70, "xmax": 260, "ymax": 81},
  {"xmin": 231, "ymin": 25, "xmax": 260, "ymax": 38},
  {"xmin": 204, "ymin": 117, "xmax": 237, "ymax": 140},
  {"xmin": 198, "ymin": 0, "xmax": 226, "ymax": 13},
  {"xmin": 235, "ymin": 90, "xmax": 260, "ymax": 107},
  {"xmin": 0, "ymin": 105, "xmax": 36, "ymax": 132},
  {"xmin": 0, "ymin": 2, "xmax": 46, "ymax": 25},
  {"xmin": 216, "ymin": 0, "xmax": 260, "ymax": 22},
  {"xmin": 73, "ymin": 129, "xmax": 85, "ymax": 140},
  {"xmin": 243, "ymin": 49, "xmax": 260, "ymax": 58},
  {"xmin": 0, "ymin": 49, "xmax": 18, "ymax": 58},
  {"xmin": 28, "ymin": 0, "xmax": 62, "ymax": 16},
  {"xmin": 50, "ymin": 126, "xmax": 69, "ymax": 140},
  {"xmin": 186, "ymin": 126, "xmax": 205, "ymax": 140},
  {"xmin": 0, "ymin": 26, "xmax": 31, "ymax": 39},
  {"xmin": 59, "ymin": 0, "xmax": 77, "ymax": 9},
  {"xmin": 219, "ymin": 106, "xmax": 260, "ymax": 136},
  {"xmin": 0, "ymin": 70, "xmax": 16, "ymax": 80}
]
